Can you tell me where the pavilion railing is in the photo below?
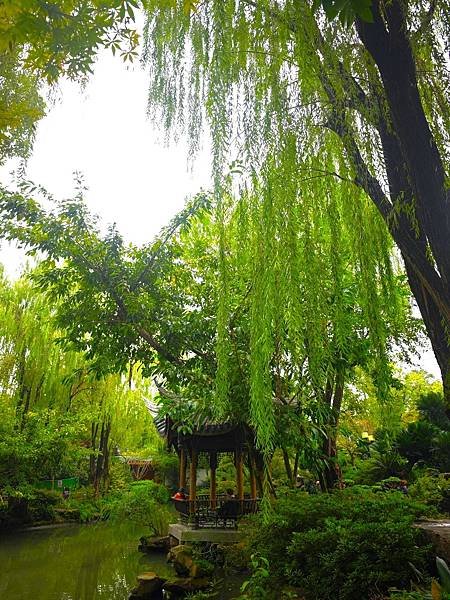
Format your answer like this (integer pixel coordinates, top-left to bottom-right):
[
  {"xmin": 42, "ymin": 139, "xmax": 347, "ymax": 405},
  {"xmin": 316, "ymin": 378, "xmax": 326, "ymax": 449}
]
[{"xmin": 172, "ymin": 496, "xmax": 260, "ymax": 529}]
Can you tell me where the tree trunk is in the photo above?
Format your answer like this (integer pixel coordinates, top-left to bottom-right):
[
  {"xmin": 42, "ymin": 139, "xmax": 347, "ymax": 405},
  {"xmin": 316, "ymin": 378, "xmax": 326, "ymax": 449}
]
[
  {"xmin": 293, "ymin": 450, "xmax": 300, "ymax": 483},
  {"xmin": 357, "ymin": 1, "xmax": 450, "ymax": 281},
  {"xmin": 90, "ymin": 422, "xmax": 99, "ymax": 486},
  {"xmin": 93, "ymin": 419, "xmax": 111, "ymax": 497},
  {"xmin": 282, "ymin": 447, "xmax": 294, "ymax": 486},
  {"xmin": 355, "ymin": 0, "xmax": 450, "ymax": 407},
  {"xmin": 319, "ymin": 369, "xmax": 345, "ymax": 491}
]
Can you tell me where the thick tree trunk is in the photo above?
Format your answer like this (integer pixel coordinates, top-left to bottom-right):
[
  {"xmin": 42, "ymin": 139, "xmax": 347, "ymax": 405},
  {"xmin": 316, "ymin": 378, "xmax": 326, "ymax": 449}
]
[
  {"xmin": 404, "ymin": 262, "xmax": 450, "ymax": 403},
  {"xmin": 355, "ymin": 0, "xmax": 450, "ymax": 407},
  {"xmin": 374, "ymin": 106, "xmax": 450, "ymax": 409},
  {"xmin": 357, "ymin": 1, "xmax": 450, "ymax": 284}
]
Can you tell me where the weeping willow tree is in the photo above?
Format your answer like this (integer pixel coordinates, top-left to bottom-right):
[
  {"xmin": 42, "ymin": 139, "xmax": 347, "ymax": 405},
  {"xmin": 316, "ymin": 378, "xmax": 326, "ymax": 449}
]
[
  {"xmin": 0, "ymin": 267, "xmax": 157, "ymax": 490},
  {"xmin": 0, "ymin": 266, "xmax": 84, "ymax": 429},
  {"xmin": 212, "ymin": 143, "xmax": 419, "ymax": 487},
  {"xmin": 143, "ymin": 0, "xmax": 450, "ymax": 409}
]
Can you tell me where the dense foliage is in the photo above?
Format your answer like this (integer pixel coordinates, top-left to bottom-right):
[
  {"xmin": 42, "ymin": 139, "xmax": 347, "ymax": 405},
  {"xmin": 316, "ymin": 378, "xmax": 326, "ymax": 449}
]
[
  {"xmin": 0, "ymin": 268, "xmax": 166, "ymax": 495},
  {"xmin": 0, "ymin": 182, "xmax": 423, "ymax": 489},
  {"xmin": 0, "ymin": 3, "xmax": 449, "ymax": 598},
  {"xmin": 143, "ymin": 0, "xmax": 450, "ymax": 409},
  {"xmin": 108, "ymin": 480, "xmax": 171, "ymax": 535},
  {"xmin": 243, "ymin": 489, "xmax": 433, "ymax": 600}
]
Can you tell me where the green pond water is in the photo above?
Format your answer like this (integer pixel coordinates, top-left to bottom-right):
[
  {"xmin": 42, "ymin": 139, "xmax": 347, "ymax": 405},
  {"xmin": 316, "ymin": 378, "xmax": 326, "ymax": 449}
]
[{"xmin": 0, "ymin": 522, "xmax": 174, "ymax": 600}]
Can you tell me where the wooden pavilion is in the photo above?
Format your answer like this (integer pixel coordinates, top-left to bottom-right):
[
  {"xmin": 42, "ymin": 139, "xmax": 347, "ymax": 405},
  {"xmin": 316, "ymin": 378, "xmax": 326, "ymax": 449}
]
[{"xmin": 167, "ymin": 421, "xmax": 262, "ymax": 528}]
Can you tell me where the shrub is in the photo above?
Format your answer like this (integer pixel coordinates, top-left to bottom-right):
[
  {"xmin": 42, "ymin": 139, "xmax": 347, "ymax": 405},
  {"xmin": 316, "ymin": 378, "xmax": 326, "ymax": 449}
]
[
  {"xmin": 396, "ymin": 421, "xmax": 438, "ymax": 467},
  {"xmin": 409, "ymin": 475, "xmax": 450, "ymax": 514},
  {"xmin": 0, "ymin": 485, "xmax": 62, "ymax": 526},
  {"xmin": 240, "ymin": 554, "xmax": 271, "ymax": 599},
  {"xmin": 244, "ymin": 489, "xmax": 433, "ymax": 600},
  {"xmin": 433, "ymin": 432, "xmax": 450, "ymax": 473},
  {"xmin": 152, "ymin": 452, "xmax": 179, "ymax": 487},
  {"xmin": 69, "ymin": 498, "xmax": 102, "ymax": 523},
  {"xmin": 352, "ymin": 450, "xmax": 408, "ymax": 485},
  {"xmin": 417, "ymin": 392, "xmax": 450, "ymax": 431},
  {"xmin": 129, "ymin": 480, "xmax": 170, "ymax": 504},
  {"xmin": 27, "ymin": 488, "xmax": 61, "ymax": 521},
  {"xmin": 108, "ymin": 458, "xmax": 133, "ymax": 493},
  {"xmin": 108, "ymin": 480, "xmax": 171, "ymax": 534},
  {"xmin": 287, "ymin": 517, "xmax": 427, "ymax": 599}
]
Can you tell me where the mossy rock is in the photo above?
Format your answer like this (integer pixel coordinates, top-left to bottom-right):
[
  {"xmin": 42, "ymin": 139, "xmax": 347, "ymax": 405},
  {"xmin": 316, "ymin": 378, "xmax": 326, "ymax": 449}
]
[
  {"xmin": 168, "ymin": 545, "xmax": 215, "ymax": 578},
  {"xmin": 139, "ymin": 535, "xmax": 171, "ymax": 553},
  {"xmin": 129, "ymin": 572, "xmax": 166, "ymax": 599}
]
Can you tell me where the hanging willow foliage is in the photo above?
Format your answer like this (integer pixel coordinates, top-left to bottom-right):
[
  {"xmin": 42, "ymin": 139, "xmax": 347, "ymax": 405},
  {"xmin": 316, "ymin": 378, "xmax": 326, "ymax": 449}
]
[
  {"xmin": 0, "ymin": 267, "xmax": 157, "ymax": 456},
  {"xmin": 142, "ymin": 0, "xmax": 435, "ymax": 452},
  {"xmin": 143, "ymin": 0, "xmax": 449, "ymax": 177},
  {"xmin": 215, "ymin": 144, "xmax": 411, "ymax": 453}
]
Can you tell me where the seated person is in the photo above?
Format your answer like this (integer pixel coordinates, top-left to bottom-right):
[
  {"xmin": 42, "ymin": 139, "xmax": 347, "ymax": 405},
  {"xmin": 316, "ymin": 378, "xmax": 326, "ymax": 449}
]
[
  {"xmin": 172, "ymin": 487, "xmax": 187, "ymax": 500},
  {"xmin": 225, "ymin": 488, "xmax": 236, "ymax": 500}
]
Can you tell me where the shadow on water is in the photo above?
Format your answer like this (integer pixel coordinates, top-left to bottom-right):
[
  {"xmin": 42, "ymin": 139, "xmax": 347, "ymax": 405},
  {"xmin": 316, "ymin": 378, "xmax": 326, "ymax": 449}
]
[{"xmin": 0, "ymin": 522, "xmax": 173, "ymax": 600}]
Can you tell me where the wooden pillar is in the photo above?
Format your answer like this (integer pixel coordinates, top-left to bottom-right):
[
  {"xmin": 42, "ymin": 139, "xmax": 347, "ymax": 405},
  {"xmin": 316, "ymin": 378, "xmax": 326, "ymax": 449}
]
[
  {"xmin": 179, "ymin": 447, "xmax": 187, "ymax": 490},
  {"xmin": 249, "ymin": 453, "xmax": 257, "ymax": 500},
  {"xmin": 210, "ymin": 452, "xmax": 217, "ymax": 509},
  {"xmin": 236, "ymin": 449, "xmax": 244, "ymax": 501},
  {"xmin": 189, "ymin": 448, "xmax": 197, "ymax": 514}
]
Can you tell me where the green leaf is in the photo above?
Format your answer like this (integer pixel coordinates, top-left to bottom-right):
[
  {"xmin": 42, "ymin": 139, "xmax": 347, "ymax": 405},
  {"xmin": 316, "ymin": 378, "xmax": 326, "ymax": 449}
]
[{"xmin": 437, "ymin": 557, "xmax": 450, "ymax": 593}]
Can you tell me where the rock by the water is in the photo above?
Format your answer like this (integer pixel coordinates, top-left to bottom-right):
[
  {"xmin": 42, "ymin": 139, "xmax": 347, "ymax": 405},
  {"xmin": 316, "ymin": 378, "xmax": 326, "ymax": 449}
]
[
  {"xmin": 138, "ymin": 535, "xmax": 171, "ymax": 553},
  {"xmin": 167, "ymin": 545, "xmax": 194, "ymax": 576},
  {"xmin": 54, "ymin": 507, "xmax": 81, "ymax": 521},
  {"xmin": 416, "ymin": 520, "xmax": 450, "ymax": 563},
  {"xmin": 129, "ymin": 571, "xmax": 166, "ymax": 599},
  {"xmin": 167, "ymin": 544, "xmax": 214, "ymax": 578},
  {"xmin": 163, "ymin": 577, "xmax": 209, "ymax": 597}
]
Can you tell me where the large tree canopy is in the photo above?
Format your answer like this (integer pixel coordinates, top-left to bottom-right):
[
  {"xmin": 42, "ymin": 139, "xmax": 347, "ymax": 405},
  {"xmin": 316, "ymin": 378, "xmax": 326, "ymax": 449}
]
[
  {"xmin": 0, "ymin": 0, "xmax": 139, "ymax": 81},
  {"xmin": 0, "ymin": 52, "xmax": 45, "ymax": 162},
  {"xmin": 0, "ymin": 175, "xmax": 421, "ymax": 486},
  {"xmin": 143, "ymin": 0, "xmax": 450, "ymax": 404}
]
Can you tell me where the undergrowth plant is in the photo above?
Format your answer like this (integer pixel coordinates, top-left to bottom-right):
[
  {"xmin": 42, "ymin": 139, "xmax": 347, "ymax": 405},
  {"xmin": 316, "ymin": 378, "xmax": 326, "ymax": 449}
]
[{"xmin": 243, "ymin": 489, "xmax": 434, "ymax": 600}]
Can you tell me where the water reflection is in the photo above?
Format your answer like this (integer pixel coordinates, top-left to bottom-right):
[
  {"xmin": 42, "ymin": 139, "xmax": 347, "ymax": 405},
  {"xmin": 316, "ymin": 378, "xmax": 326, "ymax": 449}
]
[{"xmin": 0, "ymin": 522, "xmax": 173, "ymax": 600}]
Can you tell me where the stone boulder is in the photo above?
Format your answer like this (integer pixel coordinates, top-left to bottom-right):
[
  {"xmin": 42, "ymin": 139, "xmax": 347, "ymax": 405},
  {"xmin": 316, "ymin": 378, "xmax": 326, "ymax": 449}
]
[
  {"xmin": 167, "ymin": 545, "xmax": 194, "ymax": 576},
  {"xmin": 138, "ymin": 535, "xmax": 171, "ymax": 553},
  {"xmin": 416, "ymin": 520, "xmax": 450, "ymax": 563},
  {"xmin": 167, "ymin": 544, "xmax": 214, "ymax": 578},
  {"xmin": 129, "ymin": 572, "xmax": 166, "ymax": 600}
]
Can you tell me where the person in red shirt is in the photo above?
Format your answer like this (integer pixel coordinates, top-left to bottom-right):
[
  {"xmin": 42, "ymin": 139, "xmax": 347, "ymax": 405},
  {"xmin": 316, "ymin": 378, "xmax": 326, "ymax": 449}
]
[{"xmin": 172, "ymin": 487, "xmax": 187, "ymax": 500}]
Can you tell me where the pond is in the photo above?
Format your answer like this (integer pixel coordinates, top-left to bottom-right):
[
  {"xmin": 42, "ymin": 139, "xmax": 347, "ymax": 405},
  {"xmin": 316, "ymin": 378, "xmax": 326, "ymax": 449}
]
[{"xmin": 0, "ymin": 522, "xmax": 174, "ymax": 600}]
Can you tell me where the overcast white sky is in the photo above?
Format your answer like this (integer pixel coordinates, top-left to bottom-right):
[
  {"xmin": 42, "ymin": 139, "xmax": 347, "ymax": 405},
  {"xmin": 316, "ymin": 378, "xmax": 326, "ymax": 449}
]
[
  {"xmin": 0, "ymin": 37, "xmax": 441, "ymax": 379},
  {"xmin": 0, "ymin": 45, "xmax": 211, "ymax": 273}
]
